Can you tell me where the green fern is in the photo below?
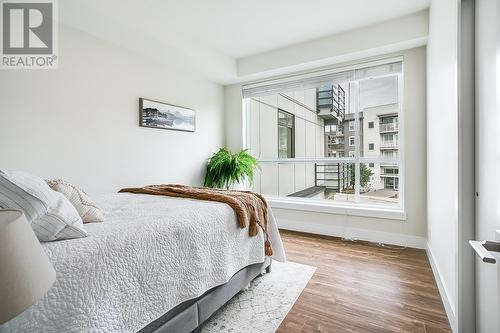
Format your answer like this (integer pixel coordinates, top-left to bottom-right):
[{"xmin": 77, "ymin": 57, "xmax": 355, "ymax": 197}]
[{"xmin": 204, "ymin": 148, "xmax": 259, "ymax": 189}]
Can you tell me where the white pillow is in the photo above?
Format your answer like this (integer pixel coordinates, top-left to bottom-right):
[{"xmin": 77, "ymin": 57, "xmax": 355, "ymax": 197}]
[
  {"xmin": 46, "ymin": 179, "xmax": 104, "ymax": 223},
  {"xmin": 0, "ymin": 170, "xmax": 87, "ymax": 242}
]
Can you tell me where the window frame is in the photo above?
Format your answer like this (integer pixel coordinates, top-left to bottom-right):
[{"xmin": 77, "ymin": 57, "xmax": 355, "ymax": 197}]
[
  {"xmin": 277, "ymin": 109, "xmax": 295, "ymax": 158},
  {"xmin": 242, "ymin": 57, "xmax": 405, "ymax": 217},
  {"xmin": 348, "ymin": 120, "xmax": 355, "ymax": 131}
]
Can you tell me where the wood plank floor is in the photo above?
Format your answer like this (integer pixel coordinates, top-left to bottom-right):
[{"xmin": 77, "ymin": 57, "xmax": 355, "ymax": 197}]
[{"xmin": 276, "ymin": 230, "xmax": 451, "ymax": 333}]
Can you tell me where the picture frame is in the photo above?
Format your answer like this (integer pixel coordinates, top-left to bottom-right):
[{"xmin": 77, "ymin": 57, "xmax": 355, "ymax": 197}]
[{"xmin": 139, "ymin": 98, "xmax": 196, "ymax": 132}]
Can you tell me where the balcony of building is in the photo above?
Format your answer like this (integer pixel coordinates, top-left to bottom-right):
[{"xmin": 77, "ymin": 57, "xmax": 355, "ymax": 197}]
[
  {"xmin": 379, "ymin": 141, "xmax": 399, "ymax": 149},
  {"xmin": 325, "ymin": 130, "xmax": 344, "ymax": 137},
  {"xmin": 380, "ymin": 166, "xmax": 399, "ymax": 178},
  {"xmin": 379, "ymin": 122, "xmax": 399, "ymax": 133},
  {"xmin": 316, "ymin": 84, "xmax": 346, "ymax": 122}
]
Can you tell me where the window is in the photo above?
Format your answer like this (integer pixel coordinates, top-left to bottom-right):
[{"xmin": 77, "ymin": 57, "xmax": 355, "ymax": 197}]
[
  {"xmin": 348, "ymin": 120, "xmax": 355, "ymax": 131},
  {"xmin": 380, "ymin": 116, "xmax": 399, "ymax": 132},
  {"xmin": 278, "ymin": 110, "xmax": 294, "ymax": 158},
  {"xmin": 384, "ymin": 177, "xmax": 399, "ymax": 190},
  {"xmin": 382, "ymin": 150, "xmax": 398, "ymax": 158},
  {"xmin": 243, "ymin": 59, "xmax": 403, "ymax": 211},
  {"xmin": 381, "ymin": 167, "xmax": 399, "ymax": 175}
]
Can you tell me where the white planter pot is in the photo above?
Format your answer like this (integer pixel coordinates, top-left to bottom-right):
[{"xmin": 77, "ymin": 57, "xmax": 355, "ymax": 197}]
[{"xmin": 229, "ymin": 178, "xmax": 250, "ymax": 191}]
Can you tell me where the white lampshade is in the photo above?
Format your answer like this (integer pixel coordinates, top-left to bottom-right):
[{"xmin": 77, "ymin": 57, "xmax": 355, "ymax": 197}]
[{"xmin": 0, "ymin": 209, "xmax": 56, "ymax": 324}]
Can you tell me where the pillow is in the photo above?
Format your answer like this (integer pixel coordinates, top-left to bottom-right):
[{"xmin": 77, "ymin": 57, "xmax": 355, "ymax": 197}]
[
  {"xmin": 46, "ymin": 179, "xmax": 104, "ymax": 223},
  {"xmin": 0, "ymin": 170, "xmax": 87, "ymax": 242}
]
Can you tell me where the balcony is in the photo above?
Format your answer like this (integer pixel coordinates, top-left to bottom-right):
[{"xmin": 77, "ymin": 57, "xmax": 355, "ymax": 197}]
[
  {"xmin": 325, "ymin": 130, "xmax": 344, "ymax": 137},
  {"xmin": 379, "ymin": 122, "xmax": 399, "ymax": 133},
  {"xmin": 314, "ymin": 163, "xmax": 351, "ymax": 192},
  {"xmin": 380, "ymin": 171, "xmax": 399, "ymax": 178},
  {"xmin": 328, "ymin": 144, "xmax": 345, "ymax": 151},
  {"xmin": 316, "ymin": 85, "xmax": 346, "ymax": 122},
  {"xmin": 379, "ymin": 141, "xmax": 399, "ymax": 149}
]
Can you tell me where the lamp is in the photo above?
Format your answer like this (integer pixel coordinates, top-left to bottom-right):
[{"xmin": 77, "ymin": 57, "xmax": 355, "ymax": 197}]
[{"xmin": 0, "ymin": 209, "xmax": 56, "ymax": 324}]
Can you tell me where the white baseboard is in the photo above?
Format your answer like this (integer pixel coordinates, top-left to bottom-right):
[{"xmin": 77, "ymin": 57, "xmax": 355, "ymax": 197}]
[
  {"xmin": 426, "ymin": 243, "xmax": 458, "ymax": 333},
  {"xmin": 277, "ymin": 218, "xmax": 427, "ymax": 249}
]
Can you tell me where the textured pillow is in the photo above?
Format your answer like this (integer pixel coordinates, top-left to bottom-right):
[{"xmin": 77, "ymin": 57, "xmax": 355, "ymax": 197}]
[
  {"xmin": 0, "ymin": 170, "xmax": 87, "ymax": 242},
  {"xmin": 46, "ymin": 179, "xmax": 104, "ymax": 223}
]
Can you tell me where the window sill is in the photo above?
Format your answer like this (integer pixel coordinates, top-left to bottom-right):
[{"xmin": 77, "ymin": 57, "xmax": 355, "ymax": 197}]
[{"xmin": 266, "ymin": 197, "xmax": 407, "ymax": 221}]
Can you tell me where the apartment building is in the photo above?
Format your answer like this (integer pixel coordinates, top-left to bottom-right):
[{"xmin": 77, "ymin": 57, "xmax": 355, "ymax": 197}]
[
  {"xmin": 363, "ymin": 104, "xmax": 399, "ymax": 190},
  {"xmin": 247, "ymin": 91, "xmax": 325, "ymax": 197}
]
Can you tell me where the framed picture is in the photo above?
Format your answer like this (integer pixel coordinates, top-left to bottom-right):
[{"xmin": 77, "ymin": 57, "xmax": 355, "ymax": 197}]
[{"xmin": 139, "ymin": 98, "xmax": 195, "ymax": 132}]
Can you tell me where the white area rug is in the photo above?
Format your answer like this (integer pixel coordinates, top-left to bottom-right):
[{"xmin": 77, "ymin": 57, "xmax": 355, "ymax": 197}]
[{"xmin": 202, "ymin": 261, "xmax": 316, "ymax": 333}]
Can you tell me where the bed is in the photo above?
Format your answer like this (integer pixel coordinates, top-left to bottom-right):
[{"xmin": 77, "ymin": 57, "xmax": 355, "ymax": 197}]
[{"xmin": 2, "ymin": 193, "xmax": 286, "ymax": 333}]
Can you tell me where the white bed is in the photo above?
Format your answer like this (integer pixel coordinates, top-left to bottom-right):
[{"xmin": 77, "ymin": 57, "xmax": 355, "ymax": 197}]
[{"xmin": 2, "ymin": 193, "xmax": 286, "ymax": 333}]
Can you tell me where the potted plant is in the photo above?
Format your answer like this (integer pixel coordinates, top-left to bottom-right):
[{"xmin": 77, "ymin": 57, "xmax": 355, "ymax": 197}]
[{"xmin": 203, "ymin": 148, "xmax": 259, "ymax": 190}]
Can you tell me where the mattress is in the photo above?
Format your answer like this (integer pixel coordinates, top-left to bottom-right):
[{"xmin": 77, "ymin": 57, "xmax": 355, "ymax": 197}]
[{"xmin": 3, "ymin": 193, "xmax": 286, "ymax": 333}]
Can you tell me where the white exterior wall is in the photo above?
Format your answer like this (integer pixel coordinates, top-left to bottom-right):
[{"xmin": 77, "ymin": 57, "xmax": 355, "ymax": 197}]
[
  {"xmin": 249, "ymin": 90, "xmax": 324, "ymax": 196},
  {"xmin": 363, "ymin": 103, "xmax": 399, "ymax": 190}
]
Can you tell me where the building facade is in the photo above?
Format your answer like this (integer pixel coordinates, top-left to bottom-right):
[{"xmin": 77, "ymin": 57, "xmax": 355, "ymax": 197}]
[{"xmin": 247, "ymin": 82, "xmax": 400, "ymax": 200}]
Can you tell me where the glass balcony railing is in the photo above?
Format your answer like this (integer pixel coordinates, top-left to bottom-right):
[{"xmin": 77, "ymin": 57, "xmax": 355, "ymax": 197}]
[
  {"xmin": 379, "ymin": 141, "xmax": 399, "ymax": 149},
  {"xmin": 325, "ymin": 130, "xmax": 344, "ymax": 137},
  {"xmin": 327, "ymin": 143, "xmax": 345, "ymax": 150},
  {"xmin": 379, "ymin": 122, "xmax": 399, "ymax": 132}
]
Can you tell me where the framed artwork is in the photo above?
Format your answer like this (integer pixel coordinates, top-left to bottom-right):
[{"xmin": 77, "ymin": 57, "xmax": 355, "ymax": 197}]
[{"xmin": 139, "ymin": 98, "xmax": 195, "ymax": 132}]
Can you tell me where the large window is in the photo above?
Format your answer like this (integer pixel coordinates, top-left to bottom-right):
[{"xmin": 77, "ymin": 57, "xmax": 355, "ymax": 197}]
[
  {"xmin": 278, "ymin": 110, "xmax": 295, "ymax": 158},
  {"xmin": 243, "ymin": 60, "xmax": 403, "ymax": 210}
]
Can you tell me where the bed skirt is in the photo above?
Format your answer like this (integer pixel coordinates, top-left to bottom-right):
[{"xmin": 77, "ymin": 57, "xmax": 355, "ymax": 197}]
[{"xmin": 139, "ymin": 258, "xmax": 272, "ymax": 333}]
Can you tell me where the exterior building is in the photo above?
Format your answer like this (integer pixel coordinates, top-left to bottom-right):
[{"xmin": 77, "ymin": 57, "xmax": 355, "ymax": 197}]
[
  {"xmin": 323, "ymin": 114, "xmax": 364, "ymax": 158},
  {"xmin": 247, "ymin": 90, "xmax": 325, "ymax": 197},
  {"xmin": 248, "ymin": 83, "xmax": 399, "ymax": 200},
  {"xmin": 362, "ymin": 103, "xmax": 399, "ymax": 190}
]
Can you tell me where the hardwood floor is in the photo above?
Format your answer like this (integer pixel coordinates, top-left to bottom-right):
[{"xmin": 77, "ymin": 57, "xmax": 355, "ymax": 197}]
[{"xmin": 276, "ymin": 230, "xmax": 451, "ymax": 333}]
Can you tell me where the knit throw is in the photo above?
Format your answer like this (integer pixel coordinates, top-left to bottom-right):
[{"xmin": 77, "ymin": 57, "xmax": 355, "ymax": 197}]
[{"xmin": 119, "ymin": 184, "xmax": 273, "ymax": 256}]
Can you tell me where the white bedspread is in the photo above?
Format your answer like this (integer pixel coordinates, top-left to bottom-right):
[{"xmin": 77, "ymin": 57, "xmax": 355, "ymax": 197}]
[{"xmin": 3, "ymin": 193, "xmax": 285, "ymax": 333}]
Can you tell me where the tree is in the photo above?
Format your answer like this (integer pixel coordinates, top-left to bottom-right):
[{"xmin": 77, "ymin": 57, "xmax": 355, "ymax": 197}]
[{"xmin": 349, "ymin": 163, "xmax": 373, "ymax": 189}]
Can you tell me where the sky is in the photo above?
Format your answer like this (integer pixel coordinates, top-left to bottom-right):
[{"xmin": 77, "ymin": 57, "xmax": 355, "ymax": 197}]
[{"xmin": 359, "ymin": 75, "xmax": 398, "ymax": 109}]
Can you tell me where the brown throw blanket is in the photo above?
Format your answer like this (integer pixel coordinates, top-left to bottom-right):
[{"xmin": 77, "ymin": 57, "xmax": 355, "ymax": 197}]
[{"xmin": 119, "ymin": 184, "xmax": 273, "ymax": 256}]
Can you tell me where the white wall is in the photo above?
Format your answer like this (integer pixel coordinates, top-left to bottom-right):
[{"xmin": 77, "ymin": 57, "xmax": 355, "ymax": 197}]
[
  {"xmin": 225, "ymin": 46, "xmax": 427, "ymax": 246},
  {"xmin": 0, "ymin": 24, "xmax": 225, "ymax": 194},
  {"xmin": 426, "ymin": 0, "xmax": 459, "ymax": 330},
  {"xmin": 236, "ymin": 10, "xmax": 429, "ymax": 82}
]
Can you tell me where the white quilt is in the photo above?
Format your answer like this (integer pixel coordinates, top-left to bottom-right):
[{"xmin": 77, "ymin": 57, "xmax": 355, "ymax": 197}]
[{"xmin": 3, "ymin": 193, "xmax": 286, "ymax": 333}]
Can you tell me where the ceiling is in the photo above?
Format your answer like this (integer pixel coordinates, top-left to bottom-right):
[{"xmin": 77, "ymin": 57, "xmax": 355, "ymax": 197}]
[{"xmin": 60, "ymin": 0, "xmax": 430, "ymax": 82}]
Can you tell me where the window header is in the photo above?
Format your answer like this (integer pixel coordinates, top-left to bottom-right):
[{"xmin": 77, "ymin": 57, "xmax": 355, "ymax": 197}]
[{"xmin": 242, "ymin": 58, "xmax": 402, "ymax": 98}]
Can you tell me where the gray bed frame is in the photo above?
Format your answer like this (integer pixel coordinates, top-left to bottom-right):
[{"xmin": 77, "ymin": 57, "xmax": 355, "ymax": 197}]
[{"xmin": 138, "ymin": 258, "xmax": 272, "ymax": 333}]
